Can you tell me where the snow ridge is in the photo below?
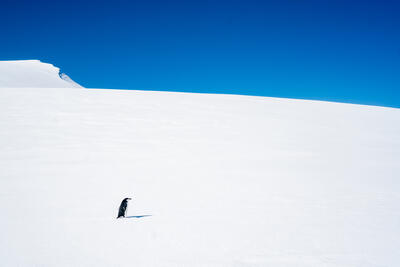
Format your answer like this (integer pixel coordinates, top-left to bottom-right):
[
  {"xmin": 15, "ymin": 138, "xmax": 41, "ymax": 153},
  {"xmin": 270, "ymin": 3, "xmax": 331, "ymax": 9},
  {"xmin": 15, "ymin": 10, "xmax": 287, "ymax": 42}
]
[{"xmin": 0, "ymin": 60, "xmax": 82, "ymax": 88}]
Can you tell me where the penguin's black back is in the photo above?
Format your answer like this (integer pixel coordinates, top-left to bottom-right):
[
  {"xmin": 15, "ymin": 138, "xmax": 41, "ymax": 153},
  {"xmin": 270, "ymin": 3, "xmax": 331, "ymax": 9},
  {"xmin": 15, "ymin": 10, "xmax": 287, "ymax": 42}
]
[{"xmin": 117, "ymin": 198, "xmax": 129, "ymax": 218}]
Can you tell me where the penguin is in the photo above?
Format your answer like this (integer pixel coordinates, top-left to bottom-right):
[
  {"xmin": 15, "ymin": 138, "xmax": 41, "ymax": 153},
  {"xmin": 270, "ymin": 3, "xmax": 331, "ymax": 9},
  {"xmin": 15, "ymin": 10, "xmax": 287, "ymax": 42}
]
[{"xmin": 117, "ymin": 197, "xmax": 132, "ymax": 218}]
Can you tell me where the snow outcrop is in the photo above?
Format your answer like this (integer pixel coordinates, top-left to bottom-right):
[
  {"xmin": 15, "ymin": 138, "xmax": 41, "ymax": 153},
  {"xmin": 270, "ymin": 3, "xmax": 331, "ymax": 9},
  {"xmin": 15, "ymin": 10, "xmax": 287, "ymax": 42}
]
[{"xmin": 0, "ymin": 60, "xmax": 83, "ymax": 88}]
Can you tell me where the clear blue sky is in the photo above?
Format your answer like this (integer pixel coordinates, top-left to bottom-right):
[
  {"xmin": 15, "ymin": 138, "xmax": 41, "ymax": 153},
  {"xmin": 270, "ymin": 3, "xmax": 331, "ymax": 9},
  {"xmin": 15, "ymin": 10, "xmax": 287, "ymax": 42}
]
[{"xmin": 1, "ymin": 0, "xmax": 399, "ymax": 107}]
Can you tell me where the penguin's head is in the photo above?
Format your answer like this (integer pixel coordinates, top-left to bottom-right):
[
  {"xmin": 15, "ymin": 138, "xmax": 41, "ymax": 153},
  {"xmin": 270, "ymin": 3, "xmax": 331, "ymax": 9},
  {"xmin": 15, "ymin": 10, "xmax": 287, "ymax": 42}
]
[{"xmin": 124, "ymin": 197, "xmax": 132, "ymax": 201}]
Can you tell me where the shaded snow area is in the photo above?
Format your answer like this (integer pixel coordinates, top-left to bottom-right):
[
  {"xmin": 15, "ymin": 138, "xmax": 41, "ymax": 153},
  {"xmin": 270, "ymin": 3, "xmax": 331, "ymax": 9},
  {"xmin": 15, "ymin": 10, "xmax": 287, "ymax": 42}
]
[
  {"xmin": 0, "ymin": 60, "xmax": 82, "ymax": 88},
  {"xmin": 0, "ymin": 86, "xmax": 400, "ymax": 267}
]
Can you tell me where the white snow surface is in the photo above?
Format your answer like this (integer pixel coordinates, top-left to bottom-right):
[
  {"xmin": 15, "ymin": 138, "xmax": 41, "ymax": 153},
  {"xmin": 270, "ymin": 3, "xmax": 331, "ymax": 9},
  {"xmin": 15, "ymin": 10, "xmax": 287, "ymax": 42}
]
[
  {"xmin": 1, "ymin": 84, "xmax": 400, "ymax": 266},
  {"xmin": 0, "ymin": 60, "xmax": 82, "ymax": 88}
]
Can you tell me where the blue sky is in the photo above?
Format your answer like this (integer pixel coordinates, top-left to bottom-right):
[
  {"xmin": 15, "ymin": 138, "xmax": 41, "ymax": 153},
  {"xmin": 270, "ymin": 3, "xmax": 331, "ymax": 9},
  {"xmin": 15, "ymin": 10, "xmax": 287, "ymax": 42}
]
[{"xmin": 1, "ymin": 0, "xmax": 399, "ymax": 107}]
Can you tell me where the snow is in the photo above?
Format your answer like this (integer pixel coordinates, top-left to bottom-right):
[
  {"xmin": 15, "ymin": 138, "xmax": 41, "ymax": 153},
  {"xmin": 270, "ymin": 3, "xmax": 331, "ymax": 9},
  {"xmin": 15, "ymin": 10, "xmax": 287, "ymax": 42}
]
[
  {"xmin": 0, "ymin": 61, "xmax": 400, "ymax": 266},
  {"xmin": 0, "ymin": 60, "xmax": 82, "ymax": 88}
]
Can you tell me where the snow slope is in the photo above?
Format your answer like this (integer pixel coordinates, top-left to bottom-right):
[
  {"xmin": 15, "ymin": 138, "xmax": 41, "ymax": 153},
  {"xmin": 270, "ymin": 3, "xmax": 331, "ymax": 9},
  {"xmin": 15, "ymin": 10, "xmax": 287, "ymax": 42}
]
[
  {"xmin": 0, "ymin": 60, "xmax": 82, "ymax": 88},
  {"xmin": 0, "ymin": 65, "xmax": 400, "ymax": 266}
]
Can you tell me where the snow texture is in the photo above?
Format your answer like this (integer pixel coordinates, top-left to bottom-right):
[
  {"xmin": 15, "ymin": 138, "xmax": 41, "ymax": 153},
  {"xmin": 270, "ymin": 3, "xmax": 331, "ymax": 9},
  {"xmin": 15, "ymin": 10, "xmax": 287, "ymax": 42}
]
[
  {"xmin": 0, "ymin": 60, "xmax": 82, "ymax": 88},
  {"xmin": 0, "ymin": 60, "xmax": 400, "ymax": 266}
]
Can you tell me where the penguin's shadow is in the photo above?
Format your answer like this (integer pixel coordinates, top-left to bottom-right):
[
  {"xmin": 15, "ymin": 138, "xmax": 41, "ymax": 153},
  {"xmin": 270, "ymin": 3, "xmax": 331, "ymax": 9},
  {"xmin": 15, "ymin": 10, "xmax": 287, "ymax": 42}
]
[{"xmin": 125, "ymin": 215, "xmax": 152, "ymax": 218}]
